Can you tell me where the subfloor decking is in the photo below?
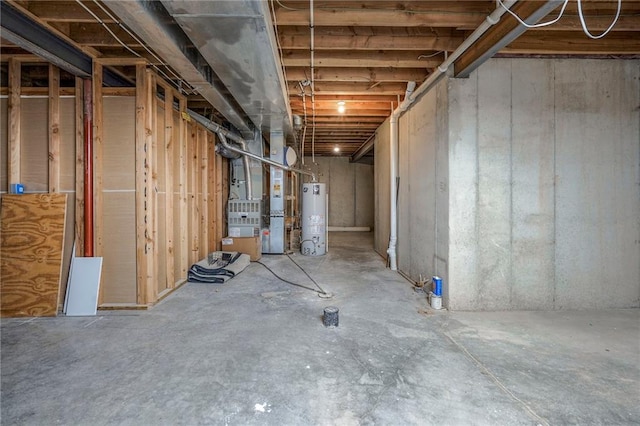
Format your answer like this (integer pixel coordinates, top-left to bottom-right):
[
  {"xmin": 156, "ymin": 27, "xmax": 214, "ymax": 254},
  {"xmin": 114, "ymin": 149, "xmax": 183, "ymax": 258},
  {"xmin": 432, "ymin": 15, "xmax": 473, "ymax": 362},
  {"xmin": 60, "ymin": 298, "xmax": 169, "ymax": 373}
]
[{"xmin": 1, "ymin": 232, "xmax": 638, "ymax": 425}]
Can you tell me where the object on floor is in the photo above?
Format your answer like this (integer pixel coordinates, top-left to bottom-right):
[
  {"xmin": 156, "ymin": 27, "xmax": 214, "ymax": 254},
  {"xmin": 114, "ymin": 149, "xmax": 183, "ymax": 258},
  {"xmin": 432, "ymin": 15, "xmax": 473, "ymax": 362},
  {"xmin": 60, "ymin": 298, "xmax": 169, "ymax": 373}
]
[
  {"xmin": 187, "ymin": 251, "xmax": 250, "ymax": 283},
  {"xmin": 1, "ymin": 194, "xmax": 67, "ymax": 317},
  {"xmin": 323, "ymin": 306, "xmax": 339, "ymax": 327},
  {"xmin": 221, "ymin": 236, "xmax": 262, "ymax": 261},
  {"xmin": 429, "ymin": 292, "xmax": 442, "ymax": 310},
  {"xmin": 64, "ymin": 253, "xmax": 103, "ymax": 316}
]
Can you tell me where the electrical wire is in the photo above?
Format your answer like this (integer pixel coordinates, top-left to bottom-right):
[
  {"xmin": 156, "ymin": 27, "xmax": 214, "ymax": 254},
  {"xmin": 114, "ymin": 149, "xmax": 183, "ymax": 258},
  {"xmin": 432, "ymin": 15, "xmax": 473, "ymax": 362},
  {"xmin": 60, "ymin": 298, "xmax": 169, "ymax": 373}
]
[
  {"xmin": 498, "ymin": 0, "xmax": 622, "ymax": 39},
  {"xmin": 497, "ymin": 0, "xmax": 570, "ymax": 28},
  {"xmin": 253, "ymin": 260, "xmax": 324, "ymax": 294},
  {"xmin": 285, "ymin": 253, "xmax": 328, "ymax": 295},
  {"xmin": 82, "ymin": 0, "xmax": 197, "ymax": 95},
  {"xmin": 577, "ymin": 0, "xmax": 622, "ymax": 40}
]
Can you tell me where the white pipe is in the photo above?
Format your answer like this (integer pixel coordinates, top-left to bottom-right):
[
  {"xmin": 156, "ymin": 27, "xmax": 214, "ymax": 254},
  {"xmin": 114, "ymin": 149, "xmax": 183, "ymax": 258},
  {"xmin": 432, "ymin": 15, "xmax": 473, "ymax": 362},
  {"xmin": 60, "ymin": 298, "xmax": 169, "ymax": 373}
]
[
  {"xmin": 386, "ymin": 0, "xmax": 517, "ymax": 271},
  {"xmin": 387, "ymin": 108, "xmax": 399, "ymax": 270},
  {"xmin": 188, "ymin": 109, "xmax": 316, "ymax": 180}
]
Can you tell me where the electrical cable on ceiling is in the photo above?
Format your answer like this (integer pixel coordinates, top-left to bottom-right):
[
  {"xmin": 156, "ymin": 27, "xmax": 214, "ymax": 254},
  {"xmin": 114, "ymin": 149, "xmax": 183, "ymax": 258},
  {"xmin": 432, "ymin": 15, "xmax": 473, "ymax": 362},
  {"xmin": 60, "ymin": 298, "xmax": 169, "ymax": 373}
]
[
  {"xmin": 80, "ymin": 0, "xmax": 197, "ymax": 95},
  {"xmin": 497, "ymin": 0, "xmax": 569, "ymax": 28},
  {"xmin": 497, "ymin": 0, "xmax": 622, "ymax": 39},
  {"xmin": 577, "ymin": 0, "xmax": 622, "ymax": 39}
]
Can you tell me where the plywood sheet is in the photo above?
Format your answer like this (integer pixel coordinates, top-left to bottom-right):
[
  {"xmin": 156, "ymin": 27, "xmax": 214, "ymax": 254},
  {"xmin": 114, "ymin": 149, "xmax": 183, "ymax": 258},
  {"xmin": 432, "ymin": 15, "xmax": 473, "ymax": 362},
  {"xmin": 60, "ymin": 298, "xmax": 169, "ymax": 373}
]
[
  {"xmin": 1, "ymin": 98, "xmax": 8, "ymax": 192},
  {"xmin": 1, "ymin": 193, "xmax": 67, "ymax": 317}
]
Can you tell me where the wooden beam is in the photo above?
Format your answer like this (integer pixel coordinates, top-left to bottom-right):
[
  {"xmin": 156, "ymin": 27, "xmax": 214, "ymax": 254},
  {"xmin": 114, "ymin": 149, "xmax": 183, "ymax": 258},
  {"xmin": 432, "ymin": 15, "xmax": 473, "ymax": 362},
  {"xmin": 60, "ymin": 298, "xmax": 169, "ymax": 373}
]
[
  {"xmin": 93, "ymin": 63, "xmax": 105, "ymax": 305},
  {"xmin": 291, "ymin": 100, "xmax": 394, "ymax": 109},
  {"xmin": 278, "ymin": 33, "xmax": 462, "ymax": 51},
  {"xmin": 93, "ymin": 62, "xmax": 104, "ymax": 260},
  {"xmin": 74, "ymin": 77, "xmax": 85, "ymax": 256},
  {"xmin": 21, "ymin": 1, "xmax": 116, "ymax": 23},
  {"xmin": 48, "ymin": 65, "xmax": 60, "ymax": 193},
  {"xmin": 282, "ymin": 50, "xmax": 441, "ymax": 68},
  {"xmin": 275, "ymin": 7, "xmax": 485, "ymax": 28},
  {"xmin": 215, "ymin": 141, "xmax": 224, "ymax": 251},
  {"xmin": 289, "ymin": 81, "xmax": 409, "ymax": 95},
  {"xmin": 6, "ymin": 0, "xmax": 102, "ymax": 58},
  {"xmin": 308, "ymin": 116, "xmax": 384, "ymax": 123},
  {"xmin": 454, "ymin": 1, "xmax": 550, "ymax": 75},
  {"xmin": 285, "ymin": 67, "xmax": 428, "ymax": 82},
  {"xmin": 8, "ymin": 58, "xmax": 21, "ymax": 186},
  {"xmin": 200, "ymin": 128, "xmax": 209, "ymax": 258},
  {"xmin": 189, "ymin": 124, "xmax": 199, "ymax": 263},
  {"xmin": 178, "ymin": 99, "xmax": 188, "ymax": 279},
  {"xmin": 146, "ymin": 70, "xmax": 158, "ymax": 305},
  {"xmin": 295, "ymin": 108, "xmax": 391, "ymax": 116},
  {"xmin": 160, "ymin": 83, "xmax": 175, "ymax": 290},
  {"xmin": 68, "ymin": 23, "xmax": 140, "ymax": 47},
  {"xmin": 207, "ymin": 132, "xmax": 216, "ymax": 252},
  {"xmin": 505, "ymin": 31, "xmax": 640, "ymax": 55},
  {"xmin": 292, "ymin": 94, "xmax": 399, "ymax": 102},
  {"xmin": 135, "ymin": 64, "xmax": 149, "ymax": 305}
]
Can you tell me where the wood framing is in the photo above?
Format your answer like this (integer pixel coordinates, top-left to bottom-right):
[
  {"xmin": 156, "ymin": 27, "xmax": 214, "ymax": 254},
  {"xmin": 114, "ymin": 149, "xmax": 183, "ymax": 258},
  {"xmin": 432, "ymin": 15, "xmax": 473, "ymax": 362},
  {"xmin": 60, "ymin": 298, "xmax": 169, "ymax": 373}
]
[
  {"xmin": 135, "ymin": 63, "xmax": 149, "ymax": 305},
  {"xmin": 48, "ymin": 65, "xmax": 61, "ymax": 193},
  {"xmin": 74, "ymin": 77, "xmax": 85, "ymax": 255},
  {"xmin": 178, "ymin": 99, "xmax": 188, "ymax": 278},
  {"xmin": 159, "ymin": 82, "xmax": 176, "ymax": 289},
  {"xmin": 146, "ymin": 70, "xmax": 158, "ymax": 305},
  {"xmin": 7, "ymin": 58, "xmax": 21, "ymax": 185}
]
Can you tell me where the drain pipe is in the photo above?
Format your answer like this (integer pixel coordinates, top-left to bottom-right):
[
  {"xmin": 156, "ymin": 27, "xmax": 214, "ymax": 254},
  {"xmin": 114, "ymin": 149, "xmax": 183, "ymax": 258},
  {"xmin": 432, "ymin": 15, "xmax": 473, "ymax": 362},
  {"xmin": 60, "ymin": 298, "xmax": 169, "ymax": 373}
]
[
  {"xmin": 188, "ymin": 110, "xmax": 316, "ymax": 181},
  {"xmin": 386, "ymin": 0, "xmax": 517, "ymax": 270}
]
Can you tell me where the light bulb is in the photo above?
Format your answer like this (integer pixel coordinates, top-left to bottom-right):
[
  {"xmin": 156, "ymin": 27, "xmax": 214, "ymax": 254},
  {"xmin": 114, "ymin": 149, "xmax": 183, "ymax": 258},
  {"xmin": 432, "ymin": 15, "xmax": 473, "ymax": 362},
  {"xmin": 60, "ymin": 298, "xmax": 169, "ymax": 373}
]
[
  {"xmin": 333, "ymin": 146, "xmax": 340, "ymax": 152},
  {"xmin": 337, "ymin": 101, "xmax": 346, "ymax": 114}
]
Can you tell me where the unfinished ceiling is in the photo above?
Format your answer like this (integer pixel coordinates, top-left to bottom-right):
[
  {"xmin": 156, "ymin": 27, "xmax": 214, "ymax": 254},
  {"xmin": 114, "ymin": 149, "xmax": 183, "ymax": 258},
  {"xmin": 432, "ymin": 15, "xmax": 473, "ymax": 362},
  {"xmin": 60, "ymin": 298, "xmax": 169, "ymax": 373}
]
[{"xmin": 2, "ymin": 0, "xmax": 639, "ymax": 158}]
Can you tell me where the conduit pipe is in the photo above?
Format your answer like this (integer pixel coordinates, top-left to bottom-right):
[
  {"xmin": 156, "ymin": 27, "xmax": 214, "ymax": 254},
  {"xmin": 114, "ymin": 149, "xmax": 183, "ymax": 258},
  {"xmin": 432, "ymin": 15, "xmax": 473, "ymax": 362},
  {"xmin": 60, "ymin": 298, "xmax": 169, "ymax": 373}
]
[
  {"xmin": 83, "ymin": 78, "xmax": 94, "ymax": 257},
  {"xmin": 188, "ymin": 110, "xmax": 317, "ymax": 182},
  {"xmin": 386, "ymin": 0, "xmax": 517, "ymax": 270}
]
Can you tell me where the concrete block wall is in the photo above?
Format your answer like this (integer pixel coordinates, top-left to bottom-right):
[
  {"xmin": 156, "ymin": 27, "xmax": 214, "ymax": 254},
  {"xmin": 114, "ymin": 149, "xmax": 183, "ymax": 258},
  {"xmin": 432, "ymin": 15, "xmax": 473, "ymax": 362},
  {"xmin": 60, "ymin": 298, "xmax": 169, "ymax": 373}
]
[
  {"xmin": 303, "ymin": 157, "xmax": 374, "ymax": 228},
  {"xmin": 374, "ymin": 119, "xmax": 390, "ymax": 258},
  {"xmin": 447, "ymin": 58, "xmax": 639, "ymax": 310},
  {"xmin": 374, "ymin": 57, "xmax": 640, "ymax": 310}
]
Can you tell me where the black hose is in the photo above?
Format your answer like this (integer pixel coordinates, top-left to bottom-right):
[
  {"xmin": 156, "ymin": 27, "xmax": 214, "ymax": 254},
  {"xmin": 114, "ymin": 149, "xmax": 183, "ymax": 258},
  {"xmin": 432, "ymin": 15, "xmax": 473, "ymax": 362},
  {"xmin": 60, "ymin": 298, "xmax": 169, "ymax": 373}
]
[{"xmin": 253, "ymin": 260, "xmax": 323, "ymax": 294}]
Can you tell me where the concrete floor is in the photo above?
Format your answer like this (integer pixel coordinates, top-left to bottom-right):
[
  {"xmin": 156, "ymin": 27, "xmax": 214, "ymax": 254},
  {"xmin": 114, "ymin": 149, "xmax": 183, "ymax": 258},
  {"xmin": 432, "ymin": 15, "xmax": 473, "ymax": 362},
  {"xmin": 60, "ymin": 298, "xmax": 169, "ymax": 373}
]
[{"xmin": 1, "ymin": 232, "xmax": 638, "ymax": 425}]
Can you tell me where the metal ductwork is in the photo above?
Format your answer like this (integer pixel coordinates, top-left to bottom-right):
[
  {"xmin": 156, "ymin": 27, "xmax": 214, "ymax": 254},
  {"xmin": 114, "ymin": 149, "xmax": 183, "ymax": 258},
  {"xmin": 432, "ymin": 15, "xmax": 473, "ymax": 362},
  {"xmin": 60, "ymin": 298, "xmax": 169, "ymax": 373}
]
[
  {"xmin": 105, "ymin": 0, "xmax": 253, "ymax": 136},
  {"xmin": 160, "ymin": 0, "xmax": 293, "ymax": 137}
]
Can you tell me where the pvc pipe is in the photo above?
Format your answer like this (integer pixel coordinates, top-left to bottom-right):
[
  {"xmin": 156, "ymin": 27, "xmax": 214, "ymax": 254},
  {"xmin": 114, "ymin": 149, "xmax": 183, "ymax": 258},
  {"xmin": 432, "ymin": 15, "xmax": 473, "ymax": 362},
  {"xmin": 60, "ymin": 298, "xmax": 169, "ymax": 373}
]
[
  {"xmin": 387, "ymin": 112, "xmax": 398, "ymax": 270},
  {"xmin": 83, "ymin": 78, "xmax": 94, "ymax": 257},
  {"xmin": 386, "ymin": 0, "xmax": 517, "ymax": 270},
  {"xmin": 187, "ymin": 110, "xmax": 317, "ymax": 181}
]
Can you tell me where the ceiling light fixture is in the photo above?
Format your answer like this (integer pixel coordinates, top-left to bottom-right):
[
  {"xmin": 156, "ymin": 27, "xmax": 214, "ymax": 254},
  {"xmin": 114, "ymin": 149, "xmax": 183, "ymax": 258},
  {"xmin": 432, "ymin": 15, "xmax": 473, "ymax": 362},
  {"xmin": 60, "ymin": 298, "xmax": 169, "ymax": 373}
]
[
  {"xmin": 334, "ymin": 146, "xmax": 340, "ymax": 153},
  {"xmin": 337, "ymin": 101, "xmax": 346, "ymax": 114}
]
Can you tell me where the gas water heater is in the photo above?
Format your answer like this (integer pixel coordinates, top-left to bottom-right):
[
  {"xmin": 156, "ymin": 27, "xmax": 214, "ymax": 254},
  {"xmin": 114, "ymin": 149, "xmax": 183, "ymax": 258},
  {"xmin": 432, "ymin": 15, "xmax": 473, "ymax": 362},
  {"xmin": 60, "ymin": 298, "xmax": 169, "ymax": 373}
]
[{"xmin": 301, "ymin": 182, "xmax": 326, "ymax": 256}]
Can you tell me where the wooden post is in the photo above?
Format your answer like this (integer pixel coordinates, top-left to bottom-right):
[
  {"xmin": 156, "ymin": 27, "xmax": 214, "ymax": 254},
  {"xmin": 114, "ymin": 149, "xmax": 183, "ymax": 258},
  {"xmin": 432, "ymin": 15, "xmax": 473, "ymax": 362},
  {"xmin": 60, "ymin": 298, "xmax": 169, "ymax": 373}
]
[
  {"xmin": 215, "ymin": 151, "xmax": 224, "ymax": 250},
  {"xmin": 135, "ymin": 64, "xmax": 149, "ymax": 305},
  {"xmin": 190, "ymin": 125, "xmax": 199, "ymax": 263},
  {"xmin": 7, "ymin": 58, "xmax": 21, "ymax": 186},
  {"xmin": 207, "ymin": 132, "xmax": 216, "ymax": 251},
  {"xmin": 162, "ymin": 85, "xmax": 175, "ymax": 289},
  {"xmin": 146, "ymin": 70, "xmax": 158, "ymax": 305},
  {"xmin": 199, "ymin": 126, "xmax": 208, "ymax": 258},
  {"xmin": 178, "ymin": 98, "xmax": 188, "ymax": 278},
  {"xmin": 48, "ymin": 65, "xmax": 60, "ymax": 193},
  {"xmin": 92, "ymin": 63, "xmax": 104, "ymax": 304},
  {"xmin": 74, "ymin": 77, "xmax": 85, "ymax": 255}
]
